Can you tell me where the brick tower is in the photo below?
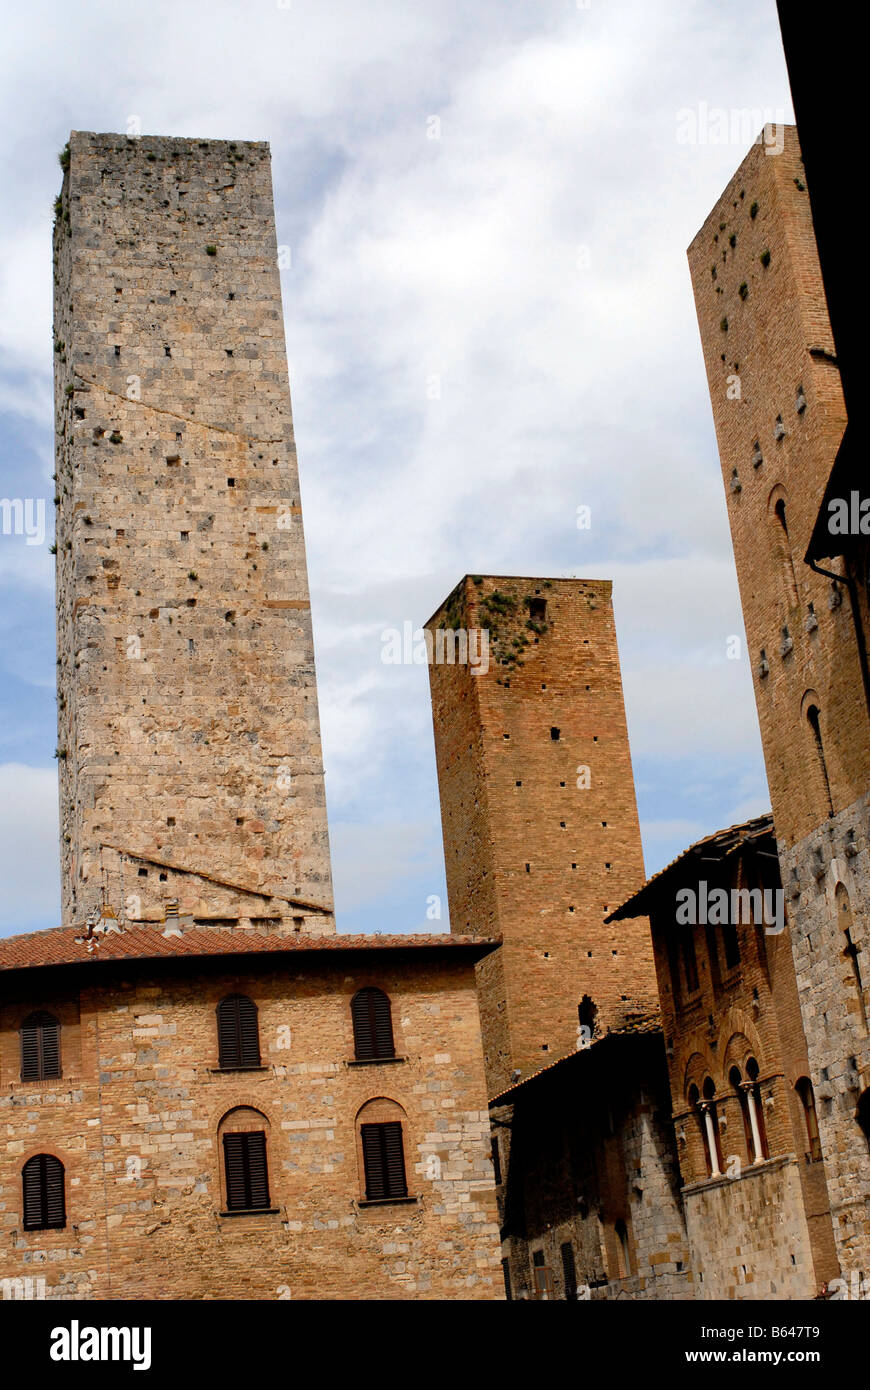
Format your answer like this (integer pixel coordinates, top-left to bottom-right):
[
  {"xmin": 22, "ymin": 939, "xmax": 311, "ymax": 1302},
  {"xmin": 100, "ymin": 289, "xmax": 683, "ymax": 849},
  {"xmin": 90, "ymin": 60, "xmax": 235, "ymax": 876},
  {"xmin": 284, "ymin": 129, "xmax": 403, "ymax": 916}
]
[
  {"xmin": 688, "ymin": 126, "xmax": 870, "ymax": 1273},
  {"xmin": 53, "ymin": 132, "xmax": 334, "ymax": 933},
  {"xmin": 426, "ymin": 576, "xmax": 657, "ymax": 1096}
]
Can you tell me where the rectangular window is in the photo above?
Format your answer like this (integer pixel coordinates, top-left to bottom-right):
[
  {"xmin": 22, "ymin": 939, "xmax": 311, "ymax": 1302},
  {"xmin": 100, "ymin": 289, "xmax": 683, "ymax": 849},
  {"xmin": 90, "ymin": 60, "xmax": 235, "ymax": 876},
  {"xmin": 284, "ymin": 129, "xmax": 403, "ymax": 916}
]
[
  {"xmin": 683, "ymin": 930, "xmax": 699, "ymax": 993},
  {"xmin": 222, "ymin": 1132, "xmax": 270, "ymax": 1211},
  {"xmin": 531, "ymin": 1251, "xmax": 554, "ymax": 1300},
  {"xmin": 361, "ymin": 1121, "xmax": 408, "ymax": 1201},
  {"xmin": 722, "ymin": 922, "xmax": 741, "ymax": 969},
  {"xmin": 560, "ymin": 1241, "xmax": 578, "ymax": 1300}
]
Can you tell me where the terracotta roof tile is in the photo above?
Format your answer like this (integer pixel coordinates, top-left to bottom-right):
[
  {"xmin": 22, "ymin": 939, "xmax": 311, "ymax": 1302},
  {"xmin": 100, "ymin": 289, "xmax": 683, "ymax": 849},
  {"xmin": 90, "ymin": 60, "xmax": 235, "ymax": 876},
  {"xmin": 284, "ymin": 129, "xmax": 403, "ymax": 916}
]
[
  {"xmin": 605, "ymin": 813, "xmax": 775, "ymax": 923},
  {"xmin": 0, "ymin": 925, "xmax": 500, "ymax": 975}
]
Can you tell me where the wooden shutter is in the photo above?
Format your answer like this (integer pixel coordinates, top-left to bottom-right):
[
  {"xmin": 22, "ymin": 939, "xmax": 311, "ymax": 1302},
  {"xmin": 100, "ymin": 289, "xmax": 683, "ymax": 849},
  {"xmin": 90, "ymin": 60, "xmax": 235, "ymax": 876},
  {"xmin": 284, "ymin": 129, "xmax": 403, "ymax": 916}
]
[
  {"xmin": 44, "ymin": 1157, "xmax": 66, "ymax": 1227},
  {"xmin": 22, "ymin": 1155, "xmax": 65, "ymax": 1230},
  {"xmin": 244, "ymin": 1133, "xmax": 269, "ymax": 1208},
  {"xmin": 20, "ymin": 1013, "xmax": 61, "ymax": 1081},
  {"xmin": 223, "ymin": 1132, "xmax": 270, "ymax": 1210},
  {"xmin": 361, "ymin": 1121, "xmax": 407, "ymax": 1200},
  {"xmin": 560, "ymin": 1241, "xmax": 577, "ymax": 1300},
  {"xmin": 217, "ymin": 996, "xmax": 260, "ymax": 1069},
  {"xmin": 223, "ymin": 1134, "xmax": 248, "ymax": 1209},
  {"xmin": 351, "ymin": 988, "xmax": 394, "ymax": 1060}
]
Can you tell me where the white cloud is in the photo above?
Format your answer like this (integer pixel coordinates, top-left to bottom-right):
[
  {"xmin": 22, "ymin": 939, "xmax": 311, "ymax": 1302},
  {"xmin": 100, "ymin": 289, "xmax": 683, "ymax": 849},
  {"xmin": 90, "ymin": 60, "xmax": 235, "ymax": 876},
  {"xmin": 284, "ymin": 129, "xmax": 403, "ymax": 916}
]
[{"xmin": 0, "ymin": 0, "xmax": 793, "ymax": 930}]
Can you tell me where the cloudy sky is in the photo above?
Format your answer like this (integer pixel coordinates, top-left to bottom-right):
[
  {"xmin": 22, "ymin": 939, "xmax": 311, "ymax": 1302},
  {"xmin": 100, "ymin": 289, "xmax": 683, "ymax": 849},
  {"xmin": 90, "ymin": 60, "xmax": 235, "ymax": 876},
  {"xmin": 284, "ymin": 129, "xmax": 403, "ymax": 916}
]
[{"xmin": 0, "ymin": 0, "xmax": 793, "ymax": 936}]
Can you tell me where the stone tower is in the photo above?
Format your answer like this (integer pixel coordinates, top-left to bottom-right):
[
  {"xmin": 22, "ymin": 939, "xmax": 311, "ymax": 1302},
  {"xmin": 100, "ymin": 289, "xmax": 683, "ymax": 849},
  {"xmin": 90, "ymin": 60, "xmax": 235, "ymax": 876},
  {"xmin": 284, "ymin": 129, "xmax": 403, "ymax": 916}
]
[
  {"xmin": 53, "ymin": 132, "xmax": 334, "ymax": 933},
  {"xmin": 688, "ymin": 126, "xmax": 870, "ymax": 1273},
  {"xmin": 426, "ymin": 575, "xmax": 657, "ymax": 1096}
]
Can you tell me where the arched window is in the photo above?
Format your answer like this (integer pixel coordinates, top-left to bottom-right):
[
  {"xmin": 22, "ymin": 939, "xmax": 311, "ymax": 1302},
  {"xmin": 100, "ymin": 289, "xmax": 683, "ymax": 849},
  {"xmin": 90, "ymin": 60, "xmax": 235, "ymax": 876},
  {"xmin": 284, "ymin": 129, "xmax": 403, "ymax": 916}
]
[
  {"xmin": 216, "ymin": 994, "xmax": 260, "ymax": 1070},
  {"xmin": 577, "ymin": 995, "xmax": 597, "ymax": 1043},
  {"xmin": 22, "ymin": 1154, "xmax": 65, "ymax": 1230},
  {"xmin": 682, "ymin": 930, "xmax": 699, "ymax": 994},
  {"xmin": 218, "ymin": 1107, "xmax": 271, "ymax": 1212},
  {"xmin": 772, "ymin": 495, "xmax": 799, "ymax": 608},
  {"xmin": 699, "ymin": 1077, "xmax": 722, "ymax": 1177},
  {"xmin": 805, "ymin": 701, "xmax": 834, "ymax": 818},
  {"xmin": 796, "ymin": 1077, "xmax": 823, "ymax": 1162},
  {"xmin": 351, "ymin": 987, "xmax": 395, "ymax": 1061},
  {"xmin": 20, "ymin": 1012, "xmax": 61, "ymax": 1081},
  {"xmin": 744, "ymin": 1057, "xmax": 768, "ymax": 1161},
  {"xmin": 729, "ymin": 1065, "xmax": 754, "ymax": 1161},
  {"xmin": 356, "ymin": 1098, "xmax": 409, "ymax": 1202}
]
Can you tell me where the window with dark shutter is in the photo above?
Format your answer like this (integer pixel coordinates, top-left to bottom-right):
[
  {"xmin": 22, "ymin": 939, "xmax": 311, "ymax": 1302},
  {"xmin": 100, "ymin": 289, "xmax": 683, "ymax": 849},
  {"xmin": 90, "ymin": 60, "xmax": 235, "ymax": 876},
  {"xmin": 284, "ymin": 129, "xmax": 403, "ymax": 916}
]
[
  {"xmin": 20, "ymin": 1012, "xmax": 61, "ymax": 1082},
  {"xmin": 351, "ymin": 988, "xmax": 395, "ymax": 1060},
  {"xmin": 361, "ymin": 1121, "xmax": 407, "ymax": 1200},
  {"xmin": 216, "ymin": 995, "xmax": 260, "ymax": 1070},
  {"xmin": 222, "ymin": 1131, "xmax": 270, "ymax": 1211},
  {"xmin": 22, "ymin": 1154, "xmax": 66, "ymax": 1230},
  {"xmin": 560, "ymin": 1241, "xmax": 578, "ymax": 1300}
]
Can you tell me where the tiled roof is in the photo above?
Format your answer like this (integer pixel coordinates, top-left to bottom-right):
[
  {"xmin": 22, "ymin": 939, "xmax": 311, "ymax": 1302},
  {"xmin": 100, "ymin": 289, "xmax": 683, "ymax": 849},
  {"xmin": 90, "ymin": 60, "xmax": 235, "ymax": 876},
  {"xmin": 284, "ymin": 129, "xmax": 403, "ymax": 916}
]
[
  {"xmin": 488, "ymin": 1019, "xmax": 662, "ymax": 1104},
  {"xmin": 605, "ymin": 813, "xmax": 775, "ymax": 923},
  {"xmin": 0, "ymin": 925, "xmax": 500, "ymax": 975}
]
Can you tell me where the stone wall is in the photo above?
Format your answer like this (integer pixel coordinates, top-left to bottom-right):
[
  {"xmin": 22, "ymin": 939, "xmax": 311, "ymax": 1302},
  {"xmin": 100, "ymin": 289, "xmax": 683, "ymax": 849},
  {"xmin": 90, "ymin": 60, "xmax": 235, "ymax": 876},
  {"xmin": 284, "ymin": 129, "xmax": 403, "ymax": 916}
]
[
  {"xmin": 0, "ymin": 943, "xmax": 503, "ymax": 1300},
  {"xmin": 494, "ymin": 1033, "xmax": 692, "ymax": 1300},
  {"xmin": 53, "ymin": 132, "xmax": 333, "ymax": 931},
  {"xmin": 687, "ymin": 125, "xmax": 870, "ymax": 1277},
  {"xmin": 684, "ymin": 1158, "xmax": 816, "ymax": 1300}
]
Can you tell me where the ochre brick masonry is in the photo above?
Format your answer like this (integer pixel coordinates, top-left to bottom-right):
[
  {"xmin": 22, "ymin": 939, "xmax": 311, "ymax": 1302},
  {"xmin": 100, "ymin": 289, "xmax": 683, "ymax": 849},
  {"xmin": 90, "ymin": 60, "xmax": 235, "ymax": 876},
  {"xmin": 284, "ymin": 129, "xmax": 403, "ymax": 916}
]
[
  {"xmin": 53, "ymin": 132, "xmax": 333, "ymax": 932},
  {"xmin": 0, "ymin": 935, "xmax": 503, "ymax": 1300},
  {"xmin": 610, "ymin": 818, "xmax": 839, "ymax": 1298},
  {"xmin": 688, "ymin": 127, "xmax": 870, "ymax": 1274},
  {"xmin": 426, "ymin": 576, "xmax": 657, "ymax": 1096}
]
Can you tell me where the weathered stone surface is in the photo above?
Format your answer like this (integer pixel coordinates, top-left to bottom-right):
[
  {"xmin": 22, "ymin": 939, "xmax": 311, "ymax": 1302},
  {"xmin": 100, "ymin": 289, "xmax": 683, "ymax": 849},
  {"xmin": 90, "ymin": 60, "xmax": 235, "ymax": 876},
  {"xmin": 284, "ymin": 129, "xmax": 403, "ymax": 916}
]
[
  {"xmin": 53, "ymin": 132, "xmax": 333, "ymax": 932},
  {"xmin": 688, "ymin": 125, "xmax": 870, "ymax": 1276}
]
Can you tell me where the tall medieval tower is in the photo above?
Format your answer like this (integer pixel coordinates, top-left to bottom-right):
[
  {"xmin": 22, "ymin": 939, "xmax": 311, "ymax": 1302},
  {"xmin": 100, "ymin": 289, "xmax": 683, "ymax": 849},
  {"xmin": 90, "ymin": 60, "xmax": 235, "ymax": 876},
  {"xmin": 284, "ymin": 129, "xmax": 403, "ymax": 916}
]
[
  {"xmin": 688, "ymin": 126, "xmax": 870, "ymax": 1274},
  {"xmin": 53, "ymin": 132, "xmax": 334, "ymax": 934},
  {"xmin": 426, "ymin": 575, "xmax": 657, "ymax": 1096}
]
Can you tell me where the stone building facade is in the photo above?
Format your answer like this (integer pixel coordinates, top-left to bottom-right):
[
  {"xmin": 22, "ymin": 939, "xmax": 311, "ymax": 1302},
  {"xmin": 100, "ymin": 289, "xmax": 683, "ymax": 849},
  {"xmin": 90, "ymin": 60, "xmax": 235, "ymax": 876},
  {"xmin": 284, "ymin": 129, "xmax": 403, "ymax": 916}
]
[
  {"xmin": 425, "ymin": 575, "xmax": 657, "ymax": 1097},
  {"xmin": 54, "ymin": 131, "xmax": 333, "ymax": 933},
  {"xmin": 0, "ymin": 929, "xmax": 503, "ymax": 1300},
  {"xmin": 0, "ymin": 130, "xmax": 506, "ymax": 1302},
  {"xmin": 687, "ymin": 126, "xmax": 870, "ymax": 1277},
  {"xmin": 491, "ymin": 1032, "xmax": 692, "ymax": 1302},
  {"xmin": 609, "ymin": 816, "xmax": 839, "ymax": 1298}
]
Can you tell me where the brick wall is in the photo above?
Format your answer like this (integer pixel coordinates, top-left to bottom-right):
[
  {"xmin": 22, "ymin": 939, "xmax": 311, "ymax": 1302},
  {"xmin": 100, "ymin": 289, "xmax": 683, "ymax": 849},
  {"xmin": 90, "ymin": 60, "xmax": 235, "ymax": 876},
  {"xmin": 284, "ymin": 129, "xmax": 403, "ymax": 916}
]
[
  {"xmin": 426, "ymin": 575, "xmax": 657, "ymax": 1094},
  {"xmin": 688, "ymin": 126, "xmax": 870, "ymax": 1276},
  {"xmin": 634, "ymin": 826, "xmax": 839, "ymax": 1296},
  {"xmin": 0, "ymin": 945, "xmax": 503, "ymax": 1300}
]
